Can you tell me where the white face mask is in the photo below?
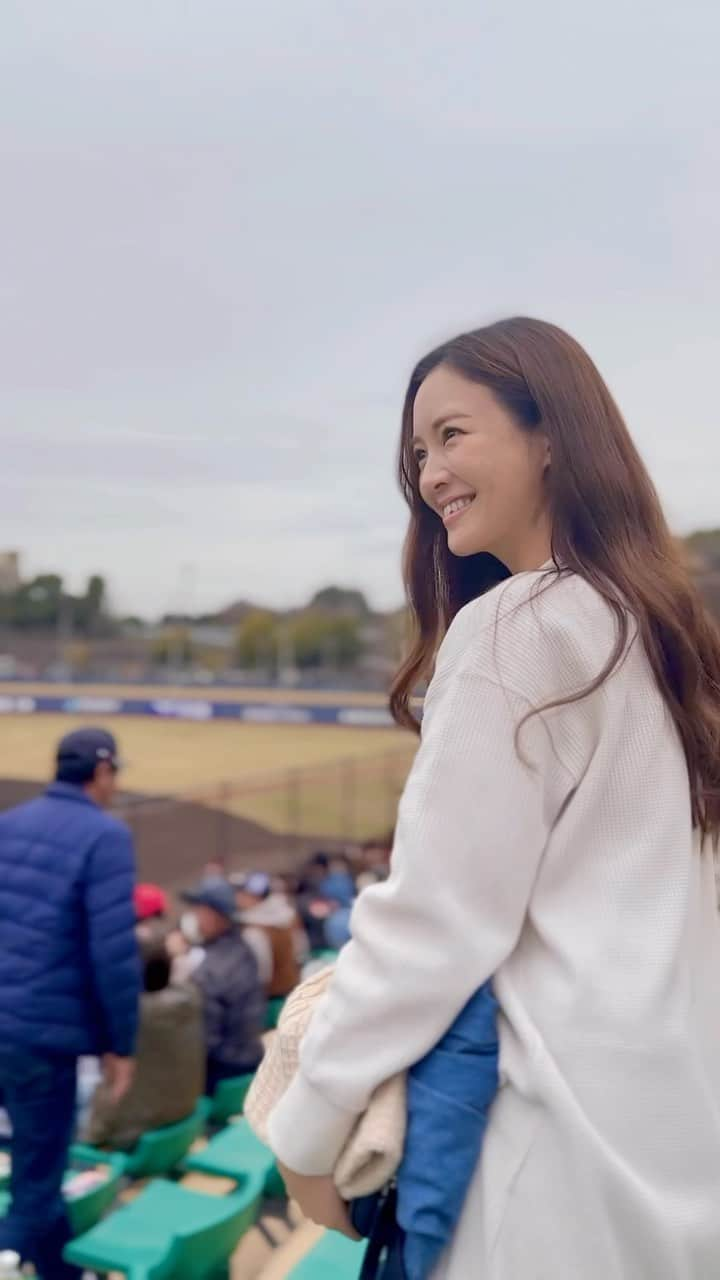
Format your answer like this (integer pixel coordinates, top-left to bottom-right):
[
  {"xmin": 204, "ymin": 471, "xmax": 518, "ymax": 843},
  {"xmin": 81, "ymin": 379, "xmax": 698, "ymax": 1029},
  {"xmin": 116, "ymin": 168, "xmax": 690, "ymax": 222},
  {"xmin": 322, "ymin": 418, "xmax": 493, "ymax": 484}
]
[{"xmin": 180, "ymin": 911, "xmax": 202, "ymax": 945}]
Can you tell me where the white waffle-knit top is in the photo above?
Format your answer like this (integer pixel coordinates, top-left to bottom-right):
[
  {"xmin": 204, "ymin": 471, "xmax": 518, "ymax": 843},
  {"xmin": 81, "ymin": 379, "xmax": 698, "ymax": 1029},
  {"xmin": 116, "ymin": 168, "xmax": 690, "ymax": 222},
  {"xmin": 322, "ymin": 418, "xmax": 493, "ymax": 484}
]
[{"xmin": 269, "ymin": 567, "xmax": 720, "ymax": 1279}]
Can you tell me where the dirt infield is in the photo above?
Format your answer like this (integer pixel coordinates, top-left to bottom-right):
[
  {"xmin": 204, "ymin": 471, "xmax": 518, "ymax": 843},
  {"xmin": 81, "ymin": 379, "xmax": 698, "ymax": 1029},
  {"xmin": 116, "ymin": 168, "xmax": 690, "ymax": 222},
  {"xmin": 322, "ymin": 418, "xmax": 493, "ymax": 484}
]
[{"xmin": 0, "ymin": 778, "xmax": 326, "ymax": 890}]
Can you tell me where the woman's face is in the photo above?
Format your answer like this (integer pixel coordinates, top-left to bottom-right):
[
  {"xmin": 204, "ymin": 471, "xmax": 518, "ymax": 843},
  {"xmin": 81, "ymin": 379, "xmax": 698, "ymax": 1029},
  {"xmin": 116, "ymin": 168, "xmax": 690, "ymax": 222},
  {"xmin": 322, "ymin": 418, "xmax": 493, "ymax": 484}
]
[{"xmin": 412, "ymin": 363, "xmax": 552, "ymax": 572}]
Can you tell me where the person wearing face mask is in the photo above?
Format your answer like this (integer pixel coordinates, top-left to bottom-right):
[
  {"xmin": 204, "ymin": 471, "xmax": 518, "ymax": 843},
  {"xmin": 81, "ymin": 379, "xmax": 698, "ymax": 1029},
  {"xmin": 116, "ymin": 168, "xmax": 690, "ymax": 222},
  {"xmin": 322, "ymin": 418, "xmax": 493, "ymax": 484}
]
[
  {"xmin": 263, "ymin": 318, "xmax": 720, "ymax": 1280},
  {"xmin": 180, "ymin": 877, "xmax": 265, "ymax": 1093},
  {"xmin": 165, "ymin": 908, "xmax": 206, "ymax": 984}
]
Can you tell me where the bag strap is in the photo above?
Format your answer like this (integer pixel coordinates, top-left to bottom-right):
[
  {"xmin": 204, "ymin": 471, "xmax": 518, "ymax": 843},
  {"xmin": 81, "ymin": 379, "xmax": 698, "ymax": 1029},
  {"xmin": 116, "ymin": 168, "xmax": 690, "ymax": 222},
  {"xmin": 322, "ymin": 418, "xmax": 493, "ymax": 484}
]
[{"xmin": 358, "ymin": 1184, "xmax": 405, "ymax": 1280}]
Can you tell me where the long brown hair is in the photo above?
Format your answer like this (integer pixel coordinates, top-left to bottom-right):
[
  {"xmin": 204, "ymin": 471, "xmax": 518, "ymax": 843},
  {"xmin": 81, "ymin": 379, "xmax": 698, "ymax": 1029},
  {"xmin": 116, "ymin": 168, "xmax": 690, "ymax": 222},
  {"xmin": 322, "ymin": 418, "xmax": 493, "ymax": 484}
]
[{"xmin": 390, "ymin": 317, "xmax": 720, "ymax": 842}]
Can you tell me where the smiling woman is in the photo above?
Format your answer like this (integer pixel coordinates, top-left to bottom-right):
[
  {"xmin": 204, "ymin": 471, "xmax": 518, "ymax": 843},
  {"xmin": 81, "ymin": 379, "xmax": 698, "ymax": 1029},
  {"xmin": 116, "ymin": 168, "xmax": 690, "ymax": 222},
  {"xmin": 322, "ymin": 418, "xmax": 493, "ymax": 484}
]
[{"xmin": 262, "ymin": 316, "xmax": 720, "ymax": 1280}]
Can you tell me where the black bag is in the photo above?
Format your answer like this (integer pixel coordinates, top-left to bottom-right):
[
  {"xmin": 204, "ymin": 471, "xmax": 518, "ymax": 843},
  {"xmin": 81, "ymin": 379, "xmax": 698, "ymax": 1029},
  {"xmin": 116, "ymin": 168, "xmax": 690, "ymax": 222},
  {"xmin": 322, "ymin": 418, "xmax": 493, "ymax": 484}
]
[{"xmin": 351, "ymin": 1184, "xmax": 407, "ymax": 1280}]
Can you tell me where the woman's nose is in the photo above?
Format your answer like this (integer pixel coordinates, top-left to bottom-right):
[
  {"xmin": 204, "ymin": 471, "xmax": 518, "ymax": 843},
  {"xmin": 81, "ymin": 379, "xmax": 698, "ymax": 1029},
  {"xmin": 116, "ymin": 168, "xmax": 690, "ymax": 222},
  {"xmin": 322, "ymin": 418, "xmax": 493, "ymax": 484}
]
[{"xmin": 420, "ymin": 452, "xmax": 451, "ymax": 500}]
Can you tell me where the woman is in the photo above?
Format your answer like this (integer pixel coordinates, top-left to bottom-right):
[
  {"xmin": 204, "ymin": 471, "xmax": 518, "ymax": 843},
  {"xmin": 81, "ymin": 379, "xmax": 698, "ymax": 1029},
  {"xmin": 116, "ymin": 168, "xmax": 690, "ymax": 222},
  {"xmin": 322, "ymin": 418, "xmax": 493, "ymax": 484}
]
[{"xmin": 267, "ymin": 318, "xmax": 720, "ymax": 1278}]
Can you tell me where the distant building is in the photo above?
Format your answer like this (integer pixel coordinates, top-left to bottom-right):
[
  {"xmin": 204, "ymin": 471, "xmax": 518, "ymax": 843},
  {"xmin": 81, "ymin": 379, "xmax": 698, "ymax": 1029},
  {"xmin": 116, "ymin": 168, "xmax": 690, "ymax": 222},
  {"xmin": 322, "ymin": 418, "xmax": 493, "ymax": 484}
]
[{"xmin": 0, "ymin": 552, "xmax": 20, "ymax": 595}]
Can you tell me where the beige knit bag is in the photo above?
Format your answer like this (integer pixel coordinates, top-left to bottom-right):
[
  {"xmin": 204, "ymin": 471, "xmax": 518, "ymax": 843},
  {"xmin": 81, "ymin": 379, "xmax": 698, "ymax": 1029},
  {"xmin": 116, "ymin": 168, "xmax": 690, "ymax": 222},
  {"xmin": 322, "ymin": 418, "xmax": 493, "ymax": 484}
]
[{"xmin": 245, "ymin": 965, "xmax": 406, "ymax": 1199}]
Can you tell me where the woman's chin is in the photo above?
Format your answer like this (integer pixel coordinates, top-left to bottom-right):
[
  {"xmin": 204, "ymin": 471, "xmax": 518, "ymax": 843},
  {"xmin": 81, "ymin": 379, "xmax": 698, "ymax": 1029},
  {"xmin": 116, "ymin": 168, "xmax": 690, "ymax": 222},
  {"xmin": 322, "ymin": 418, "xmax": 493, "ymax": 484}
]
[{"xmin": 447, "ymin": 528, "xmax": 489, "ymax": 558}]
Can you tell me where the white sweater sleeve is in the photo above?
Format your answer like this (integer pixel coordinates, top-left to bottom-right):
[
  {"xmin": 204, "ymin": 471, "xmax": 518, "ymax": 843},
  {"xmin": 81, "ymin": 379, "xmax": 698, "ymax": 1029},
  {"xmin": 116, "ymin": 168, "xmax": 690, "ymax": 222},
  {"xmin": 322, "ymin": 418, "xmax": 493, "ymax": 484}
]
[{"xmin": 268, "ymin": 591, "xmax": 589, "ymax": 1175}]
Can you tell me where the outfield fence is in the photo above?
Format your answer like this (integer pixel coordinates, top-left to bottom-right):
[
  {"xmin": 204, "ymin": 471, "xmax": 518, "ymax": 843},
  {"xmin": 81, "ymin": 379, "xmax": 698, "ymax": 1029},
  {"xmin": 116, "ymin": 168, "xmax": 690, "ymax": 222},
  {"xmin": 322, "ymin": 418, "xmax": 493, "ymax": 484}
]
[{"xmin": 0, "ymin": 689, "xmax": 397, "ymax": 727}]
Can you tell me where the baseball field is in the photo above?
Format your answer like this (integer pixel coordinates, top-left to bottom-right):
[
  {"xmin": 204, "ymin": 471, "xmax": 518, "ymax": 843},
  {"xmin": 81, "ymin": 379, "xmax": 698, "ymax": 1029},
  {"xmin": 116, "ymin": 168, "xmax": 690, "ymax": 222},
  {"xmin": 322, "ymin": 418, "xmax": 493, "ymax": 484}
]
[{"xmin": 0, "ymin": 684, "xmax": 417, "ymax": 839}]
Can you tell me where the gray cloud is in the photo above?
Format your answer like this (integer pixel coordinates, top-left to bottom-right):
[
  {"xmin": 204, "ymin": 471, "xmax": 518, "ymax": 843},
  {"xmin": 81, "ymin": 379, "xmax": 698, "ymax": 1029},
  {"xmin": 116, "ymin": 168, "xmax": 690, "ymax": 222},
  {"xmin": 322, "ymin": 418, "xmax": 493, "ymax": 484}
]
[{"xmin": 2, "ymin": 0, "xmax": 718, "ymax": 615}]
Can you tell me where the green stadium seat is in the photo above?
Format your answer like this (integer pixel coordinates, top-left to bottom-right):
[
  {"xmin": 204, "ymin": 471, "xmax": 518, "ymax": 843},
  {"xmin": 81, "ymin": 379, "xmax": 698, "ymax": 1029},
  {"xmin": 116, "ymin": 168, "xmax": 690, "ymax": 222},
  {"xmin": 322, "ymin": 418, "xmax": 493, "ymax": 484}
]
[
  {"xmin": 264, "ymin": 996, "xmax": 286, "ymax": 1030},
  {"xmin": 309, "ymin": 949, "xmax": 339, "ymax": 965},
  {"xmin": 286, "ymin": 1229, "xmax": 366, "ymax": 1279},
  {"xmin": 204, "ymin": 1073, "xmax": 255, "ymax": 1125},
  {"xmin": 64, "ymin": 1149, "xmax": 126, "ymax": 1235},
  {"xmin": 64, "ymin": 1171, "xmax": 263, "ymax": 1280},
  {"xmin": 0, "ymin": 1149, "xmax": 125, "ymax": 1237},
  {"xmin": 184, "ymin": 1117, "xmax": 285, "ymax": 1198},
  {"xmin": 71, "ymin": 1101, "xmax": 207, "ymax": 1180}
]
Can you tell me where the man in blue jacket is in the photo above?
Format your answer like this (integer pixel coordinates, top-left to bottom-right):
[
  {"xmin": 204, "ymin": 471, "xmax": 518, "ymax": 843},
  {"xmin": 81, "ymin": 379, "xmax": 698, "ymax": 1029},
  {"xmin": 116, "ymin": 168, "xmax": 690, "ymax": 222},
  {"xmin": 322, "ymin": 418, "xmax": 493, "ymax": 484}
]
[{"xmin": 0, "ymin": 727, "xmax": 141, "ymax": 1280}]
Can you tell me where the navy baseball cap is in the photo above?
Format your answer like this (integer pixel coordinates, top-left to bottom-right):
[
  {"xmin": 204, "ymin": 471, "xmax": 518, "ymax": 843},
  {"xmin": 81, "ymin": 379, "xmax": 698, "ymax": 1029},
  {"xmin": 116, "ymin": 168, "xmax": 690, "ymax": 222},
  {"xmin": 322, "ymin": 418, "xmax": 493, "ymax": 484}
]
[
  {"xmin": 181, "ymin": 876, "xmax": 238, "ymax": 922},
  {"xmin": 56, "ymin": 727, "xmax": 121, "ymax": 782}
]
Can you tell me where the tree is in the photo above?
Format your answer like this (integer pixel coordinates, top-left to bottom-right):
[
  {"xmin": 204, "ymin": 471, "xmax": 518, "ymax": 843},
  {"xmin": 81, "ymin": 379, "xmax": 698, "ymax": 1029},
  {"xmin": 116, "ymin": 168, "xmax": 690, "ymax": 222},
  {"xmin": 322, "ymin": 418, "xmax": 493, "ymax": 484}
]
[
  {"xmin": 85, "ymin": 574, "xmax": 106, "ymax": 621},
  {"xmin": 309, "ymin": 586, "xmax": 370, "ymax": 617},
  {"xmin": 9, "ymin": 575, "xmax": 64, "ymax": 628},
  {"xmin": 74, "ymin": 574, "xmax": 107, "ymax": 634},
  {"xmin": 150, "ymin": 626, "xmax": 195, "ymax": 667},
  {"xmin": 234, "ymin": 610, "xmax": 280, "ymax": 671},
  {"xmin": 288, "ymin": 611, "xmax": 364, "ymax": 669}
]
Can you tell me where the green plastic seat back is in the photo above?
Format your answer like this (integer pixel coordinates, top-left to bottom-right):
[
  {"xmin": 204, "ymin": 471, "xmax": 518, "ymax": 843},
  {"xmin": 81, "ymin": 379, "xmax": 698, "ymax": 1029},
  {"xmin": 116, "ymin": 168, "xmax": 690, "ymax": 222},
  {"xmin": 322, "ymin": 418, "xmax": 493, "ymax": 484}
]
[
  {"xmin": 209, "ymin": 1073, "xmax": 255, "ymax": 1125},
  {"xmin": 288, "ymin": 1230, "xmax": 366, "ymax": 1279},
  {"xmin": 67, "ymin": 1175, "xmax": 262, "ymax": 1280},
  {"xmin": 65, "ymin": 1174, "xmax": 262, "ymax": 1280},
  {"xmin": 64, "ymin": 1200, "xmax": 175, "ymax": 1280},
  {"xmin": 163, "ymin": 1178, "xmax": 262, "ymax": 1280},
  {"xmin": 0, "ymin": 1150, "xmax": 125, "ymax": 1238},
  {"xmin": 264, "ymin": 997, "xmax": 286, "ymax": 1030},
  {"xmin": 65, "ymin": 1149, "xmax": 126, "ymax": 1236},
  {"xmin": 184, "ymin": 1118, "xmax": 284, "ymax": 1197},
  {"xmin": 123, "ymin": 1100, "xmax": 207, "ymax": 1177}
]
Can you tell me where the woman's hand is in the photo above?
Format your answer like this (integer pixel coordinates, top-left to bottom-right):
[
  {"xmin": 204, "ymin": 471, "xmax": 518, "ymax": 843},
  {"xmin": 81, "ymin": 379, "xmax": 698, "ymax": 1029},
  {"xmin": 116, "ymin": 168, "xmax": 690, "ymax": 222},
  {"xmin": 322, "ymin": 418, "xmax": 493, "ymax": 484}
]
[{"xmin": 277, "ymin": 1164, "xmax": 361, "ymax": 1241}]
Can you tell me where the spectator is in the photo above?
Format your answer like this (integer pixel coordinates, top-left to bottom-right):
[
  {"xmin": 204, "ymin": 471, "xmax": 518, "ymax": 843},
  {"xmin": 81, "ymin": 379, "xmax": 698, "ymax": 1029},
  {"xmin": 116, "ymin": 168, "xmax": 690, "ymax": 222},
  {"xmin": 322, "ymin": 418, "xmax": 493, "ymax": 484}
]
[
  {"xmin": 134, "ymin": 882, "xmax": 168, "ymax": 924},
  {"xmin": 295, "ymin": 853, "xmax": 333, "ymax": 952},
  {"xmin": 0, "ymin": 728, "xmax": 140, "ymax": 1280},
  {"xmin": 232, "ymin": 871, "xmax": 304, "ymax": 998},
  {"xmin": 84, "ymin": 933, "xmax": 204, "ymax": 1151},
  {"xmin": 357, "ymin": 838, "xmax": 391, "ymax": 889},
  {"xmin": 320, "ymin": 854, "xmax": 357, "ymax": 908},
  {"xmin": 134, "ymin": 882, "xmax": 169, "ymax": 953},
  {"xmin": 313, "ymin": 849, "xmax": 356, "ymax": 952},
  {"xmin": 355, "ymin": 868, "xmax": 385, "ymax": 893},
  {"xmin": 166, "ymin": 914, "xmax": 205, "ymax": 985},
  {"xmin": 318, "ymin": 855, "xmax": 356, "ymax": 951},
  {"xmin": 181, "ymin": 877, "xmax": 265, "ymax": 1092}
]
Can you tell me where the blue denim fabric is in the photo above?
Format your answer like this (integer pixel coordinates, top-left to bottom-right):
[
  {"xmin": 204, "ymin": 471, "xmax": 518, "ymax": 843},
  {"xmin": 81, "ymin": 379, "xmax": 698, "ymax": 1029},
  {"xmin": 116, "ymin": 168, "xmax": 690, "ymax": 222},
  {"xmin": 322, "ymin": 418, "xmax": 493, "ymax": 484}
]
[
  {"xmin": 399, "ymin": 982, "xmax": 499, "ymax": 1280},
  {"xmin": 351, "ymin": 982, "xmax": 499, "ymax": 1280}
]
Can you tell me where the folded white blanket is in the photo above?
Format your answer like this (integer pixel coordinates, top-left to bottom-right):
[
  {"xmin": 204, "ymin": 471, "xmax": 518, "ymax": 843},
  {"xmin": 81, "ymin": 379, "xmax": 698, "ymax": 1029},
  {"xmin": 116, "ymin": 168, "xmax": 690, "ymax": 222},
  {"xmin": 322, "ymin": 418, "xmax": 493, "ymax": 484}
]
[{"xmin": 245, "ymin": 965, "xmax": 406, "ymax": 1199}]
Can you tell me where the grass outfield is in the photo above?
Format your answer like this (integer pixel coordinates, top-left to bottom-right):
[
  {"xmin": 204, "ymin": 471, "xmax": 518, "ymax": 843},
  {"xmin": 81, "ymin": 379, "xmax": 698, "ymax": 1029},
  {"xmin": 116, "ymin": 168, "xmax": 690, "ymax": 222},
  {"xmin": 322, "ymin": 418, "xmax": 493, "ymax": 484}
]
[{"xmin": 0, "ymin": 713, "xmax": 416, "ymax": 838}]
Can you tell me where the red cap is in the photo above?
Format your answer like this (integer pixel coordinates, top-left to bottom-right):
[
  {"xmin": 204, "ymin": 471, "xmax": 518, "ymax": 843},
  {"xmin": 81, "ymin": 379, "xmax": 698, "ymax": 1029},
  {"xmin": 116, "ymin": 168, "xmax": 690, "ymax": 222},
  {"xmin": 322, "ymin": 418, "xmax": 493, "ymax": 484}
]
[{"xmin": 134, "ymin": 883, "xmax": 168, "ymax": 921}]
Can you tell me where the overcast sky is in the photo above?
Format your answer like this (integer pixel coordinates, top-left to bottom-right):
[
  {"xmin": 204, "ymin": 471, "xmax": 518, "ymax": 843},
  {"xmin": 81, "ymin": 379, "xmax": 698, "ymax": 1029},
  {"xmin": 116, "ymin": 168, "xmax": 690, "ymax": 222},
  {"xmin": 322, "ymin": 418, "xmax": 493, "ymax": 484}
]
[{"xmin": 3, "ymin": 0, "xmax": 718, "ymax": 618}]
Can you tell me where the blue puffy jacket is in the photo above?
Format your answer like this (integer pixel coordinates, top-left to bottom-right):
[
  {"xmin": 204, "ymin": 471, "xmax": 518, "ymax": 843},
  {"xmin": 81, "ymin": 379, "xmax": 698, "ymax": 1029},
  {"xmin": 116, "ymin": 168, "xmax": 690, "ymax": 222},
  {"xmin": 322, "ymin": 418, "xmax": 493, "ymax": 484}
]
[{"xmin": 0, "ymin": 782, "xmax": 141, "ymax": 1057}]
